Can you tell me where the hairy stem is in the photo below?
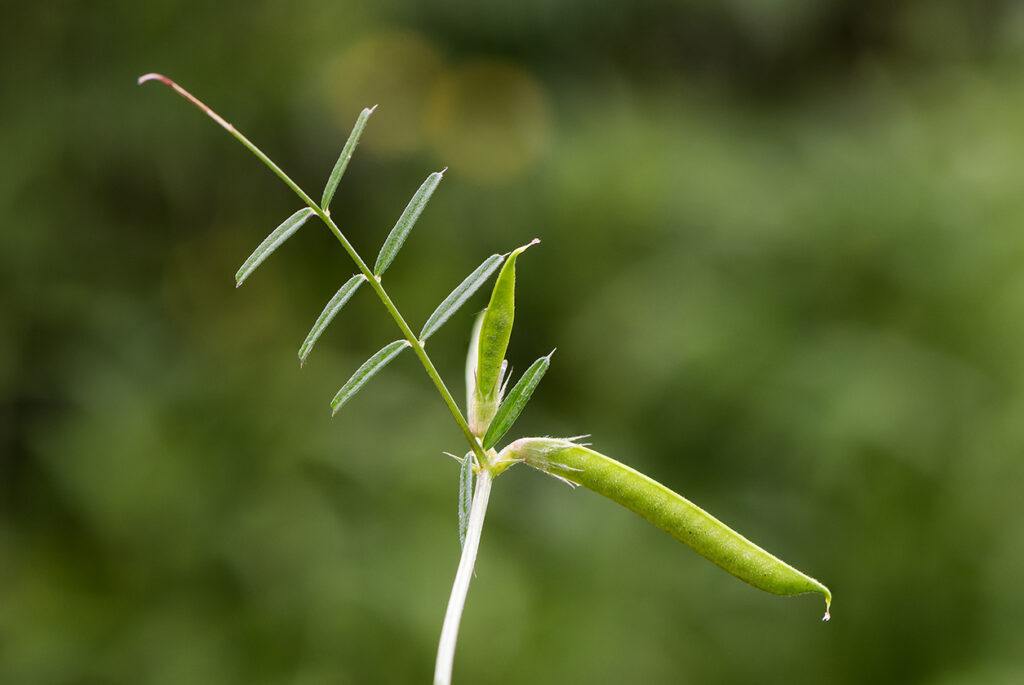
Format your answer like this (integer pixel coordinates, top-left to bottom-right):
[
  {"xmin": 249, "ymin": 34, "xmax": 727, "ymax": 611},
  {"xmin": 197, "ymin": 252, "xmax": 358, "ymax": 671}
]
[
  {"xmin": 434, "ymin": 470, "xmax": 492, "ymax": 685},
  {"xmin": 138, "ymin": 74, "xmax": 488, "ymax": 468}
]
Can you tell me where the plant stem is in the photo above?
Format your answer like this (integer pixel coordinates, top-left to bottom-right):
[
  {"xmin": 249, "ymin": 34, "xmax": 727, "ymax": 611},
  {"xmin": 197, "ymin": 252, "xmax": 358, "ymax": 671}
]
[
  {"xmin": 138, "ymin": 74, "xmax": 488, "ymax": 467},
  {"xmin": 434, "ymin": 469, "xmax": 492, "ymax": 685}
]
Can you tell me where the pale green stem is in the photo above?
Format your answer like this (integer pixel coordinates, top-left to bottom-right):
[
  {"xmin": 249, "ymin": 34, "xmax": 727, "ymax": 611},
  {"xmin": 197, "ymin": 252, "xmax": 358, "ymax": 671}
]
[
  {"xmin": 137, "ymin": 74, "xmax": 487, "ymax": 468},
  {"xmin": 434, "ymin": 469, "xmax": 492, "ymax": 685}
]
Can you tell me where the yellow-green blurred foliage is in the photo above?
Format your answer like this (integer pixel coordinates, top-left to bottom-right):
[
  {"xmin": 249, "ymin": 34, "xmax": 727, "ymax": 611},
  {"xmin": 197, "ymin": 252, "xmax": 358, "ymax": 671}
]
[{"xmin": 3, "ymin": 1, "xmax": 1024, "ymax": 683}]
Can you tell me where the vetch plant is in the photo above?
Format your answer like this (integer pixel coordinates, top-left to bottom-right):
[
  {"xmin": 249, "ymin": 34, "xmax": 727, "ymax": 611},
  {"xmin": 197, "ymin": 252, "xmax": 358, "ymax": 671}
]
[{"xmin": 139, "ymin": 73, "xmax": 832, "ymax": 684}]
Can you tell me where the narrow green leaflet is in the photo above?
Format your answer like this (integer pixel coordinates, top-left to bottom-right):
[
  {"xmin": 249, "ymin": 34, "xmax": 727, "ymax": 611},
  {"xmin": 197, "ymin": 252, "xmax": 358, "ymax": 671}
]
[
  {"xmin": 321, "ymin": 105, "xmax": 376, "ymax": 211},
  {"xmin": 373, "ymin": 170, "xmax": 445, "ymax": 276},
  {"xmin": 498, "ymin": 438, "xmax": 833, "ymax": 619},
  {"xmin": 235, "ymin": 208, "xmax": 316, "ymax": 287},
  {"xmin": 482, "ymin": 351, "xmax": 553, "ymax": 450},
  {"xmin": 475, "ymin": 239, "xmax": 538, "ymax": 400},
  {"xmin": 458, "ymin": 453, "xmax": 474, "ymax": 546},
  {"xmin": 331, "ymin": 339, "xmax": 410, "ymax": 415},
  {"xmin": 298, "ymin": 274, "xmax": 366, "ymax": 366},
  {"xmin": 420, "ymin": 254, "xmax": 505, "ymax": 342}
]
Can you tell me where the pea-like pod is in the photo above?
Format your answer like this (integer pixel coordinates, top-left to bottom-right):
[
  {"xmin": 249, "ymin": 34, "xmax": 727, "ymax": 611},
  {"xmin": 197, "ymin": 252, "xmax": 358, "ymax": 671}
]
[
  {"xmin": 473, "ymin": 239, "xmax": 539, "ymax": 432},
  {"xmin": 500, "ymin": 438, "xmax": 832, "ymax": 619}
]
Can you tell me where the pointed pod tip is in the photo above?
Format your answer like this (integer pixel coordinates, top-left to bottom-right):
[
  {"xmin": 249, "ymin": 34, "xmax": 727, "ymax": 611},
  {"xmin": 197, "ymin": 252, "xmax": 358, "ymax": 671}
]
[
  {"xmin": 510, "ymin": 238, "xmax": 541, "ymax": 257},
  {"xmin": 545, "ymin": 348, "xmax": 557, "ymax": 360},
  {"xmin": 439, "ymin": 166, "xmax": 449, "ymax": 176},
  {"xmin": 367, "ymin": 104, "xmax": 379, "ymax": 113}
]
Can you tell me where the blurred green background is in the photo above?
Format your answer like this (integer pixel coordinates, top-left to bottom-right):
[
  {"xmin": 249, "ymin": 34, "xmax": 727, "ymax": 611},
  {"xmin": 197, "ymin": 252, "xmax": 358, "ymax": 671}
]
[{"xmin": 4, "ymin": 1, "xmax": 1024, "ymax": 683}]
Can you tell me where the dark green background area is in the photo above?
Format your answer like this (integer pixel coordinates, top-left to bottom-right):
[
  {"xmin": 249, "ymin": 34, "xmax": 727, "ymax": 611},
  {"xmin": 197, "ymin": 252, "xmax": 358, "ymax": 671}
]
[{"xmin": 3, "ymin": 1, "xmax": 1023, "ymax": 683}]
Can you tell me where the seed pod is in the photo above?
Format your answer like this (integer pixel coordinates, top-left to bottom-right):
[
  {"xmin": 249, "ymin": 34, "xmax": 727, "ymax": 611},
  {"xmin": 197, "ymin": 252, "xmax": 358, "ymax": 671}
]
[
  {"xmin": 500, "ymin": 438, "xmax": 832, "ymax": 619},
  {"xmin": 474, "ymin": 239, "xmax": 539, "ymax": 421},
  {"xmin": 235, "ymin": 208, "xmax": 316, "ymax": 287}
]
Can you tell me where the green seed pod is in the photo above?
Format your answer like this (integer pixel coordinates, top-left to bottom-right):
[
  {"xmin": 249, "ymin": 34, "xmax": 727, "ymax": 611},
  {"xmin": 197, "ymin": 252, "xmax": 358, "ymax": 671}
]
[
  {"xmin": 499, "ymin": 438, "xmax": 832, "ymax": 619},
  {"xmin": 471, "ymin": 240, "xmax": 539, "ymax": 435}
]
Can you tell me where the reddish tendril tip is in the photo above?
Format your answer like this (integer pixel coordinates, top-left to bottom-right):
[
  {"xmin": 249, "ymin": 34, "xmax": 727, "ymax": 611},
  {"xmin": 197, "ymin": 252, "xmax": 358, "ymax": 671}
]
[{"xmin": 137, "ymin": 72, "xmax": 233, "ymax": 131}]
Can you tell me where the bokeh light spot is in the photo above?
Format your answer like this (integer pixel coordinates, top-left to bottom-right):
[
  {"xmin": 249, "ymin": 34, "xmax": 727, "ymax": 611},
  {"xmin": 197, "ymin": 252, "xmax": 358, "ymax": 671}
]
[
  {"xmin": 426, "ymin": 60, "xmax": 551, "ymax": 184},
  {"xmin": 323, "ymin": 31, "xmax": 444, "ymax": 156}
]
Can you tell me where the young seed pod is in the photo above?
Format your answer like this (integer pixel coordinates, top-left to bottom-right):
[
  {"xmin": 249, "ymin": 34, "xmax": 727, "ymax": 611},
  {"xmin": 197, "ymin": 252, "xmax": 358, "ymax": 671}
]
[
  {"xmin": 499, "ymin": 438, "xmax": 832, "ymax": 619},
  {"xmin": 472, "ymin": 240, "xmax": 539, "ymax": 434}
]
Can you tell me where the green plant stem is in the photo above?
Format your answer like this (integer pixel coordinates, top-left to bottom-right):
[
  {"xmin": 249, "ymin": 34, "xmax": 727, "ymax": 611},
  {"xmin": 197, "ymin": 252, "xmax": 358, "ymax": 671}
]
[
  {"xmin": 434, "ymin": 469, "xmax": 492, "ymax": 685},
  {"xmin": 146, "ymin": 74, "xmax": 488, "ymax": 467},
  {"xmin": 142, "ymin": 76, "xmax": 498, "ymax": 681}
]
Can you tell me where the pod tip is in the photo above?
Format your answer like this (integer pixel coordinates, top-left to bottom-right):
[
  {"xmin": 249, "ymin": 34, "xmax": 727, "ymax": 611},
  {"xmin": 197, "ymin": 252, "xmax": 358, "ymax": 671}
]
[{"xmin": 368, "ymin": 104, "xmax": 379, "ymax": 113}]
